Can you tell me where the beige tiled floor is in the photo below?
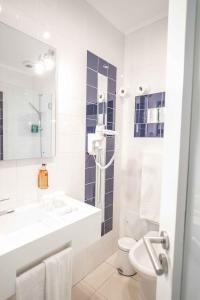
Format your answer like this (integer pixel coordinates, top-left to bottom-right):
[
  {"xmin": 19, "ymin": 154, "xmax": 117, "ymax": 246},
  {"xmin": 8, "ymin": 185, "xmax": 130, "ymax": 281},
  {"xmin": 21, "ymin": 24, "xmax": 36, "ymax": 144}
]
[{"xmin": 72, "ymin": 252, "xmax": 140, "ymax": 300}]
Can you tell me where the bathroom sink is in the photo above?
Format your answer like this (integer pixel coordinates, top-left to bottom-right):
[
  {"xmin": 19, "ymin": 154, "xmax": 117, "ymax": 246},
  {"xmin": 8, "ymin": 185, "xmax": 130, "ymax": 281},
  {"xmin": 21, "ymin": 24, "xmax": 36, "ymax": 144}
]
[
  {"xmin": 0, "ymin": 207, "xmax": 46, "ymax": 235},
  {"xmin": 41, "ymin": 193, "xmax": 79, "ymax": 217},
  {"xmin": 0, "ymin": 193, "xmax": 101, "ymax": 300}
]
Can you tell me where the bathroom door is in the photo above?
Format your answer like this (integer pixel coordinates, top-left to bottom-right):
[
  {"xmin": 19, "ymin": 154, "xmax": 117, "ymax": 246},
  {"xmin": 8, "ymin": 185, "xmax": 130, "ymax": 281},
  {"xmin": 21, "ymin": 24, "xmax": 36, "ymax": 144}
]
[{"xmin": 156, "ymin": 0, "xmax": 198, "ymax": 299}]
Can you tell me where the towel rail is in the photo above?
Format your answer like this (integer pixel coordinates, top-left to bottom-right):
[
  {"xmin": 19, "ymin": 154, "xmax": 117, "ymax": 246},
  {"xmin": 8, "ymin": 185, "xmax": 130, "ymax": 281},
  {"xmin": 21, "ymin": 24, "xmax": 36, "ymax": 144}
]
[{"xmin": 16, "ymin": 242, "xmax": 72, "ymax": 276}]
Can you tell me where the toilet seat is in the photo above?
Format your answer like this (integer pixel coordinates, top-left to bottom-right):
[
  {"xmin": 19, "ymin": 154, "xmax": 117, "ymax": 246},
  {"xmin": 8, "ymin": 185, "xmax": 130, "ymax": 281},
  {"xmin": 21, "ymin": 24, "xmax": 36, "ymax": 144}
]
[{"xmin": 118, "ymin": 237, "xmax": 136, "ymax": 252}]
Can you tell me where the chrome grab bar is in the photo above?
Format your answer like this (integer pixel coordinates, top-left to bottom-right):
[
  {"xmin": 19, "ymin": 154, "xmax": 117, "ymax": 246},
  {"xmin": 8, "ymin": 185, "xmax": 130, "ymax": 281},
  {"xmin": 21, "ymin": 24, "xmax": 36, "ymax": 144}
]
[{"xmin": 143, "ymin": 231, "xmax": 169, "ymax": 276}]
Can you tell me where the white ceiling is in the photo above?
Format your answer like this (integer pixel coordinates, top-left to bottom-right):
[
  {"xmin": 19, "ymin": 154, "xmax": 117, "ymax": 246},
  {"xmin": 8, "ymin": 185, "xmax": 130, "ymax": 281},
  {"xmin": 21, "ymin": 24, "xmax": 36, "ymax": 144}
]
[{"xmin": 86, "ymin": 0, "xmax": 168, "ymax": 34}]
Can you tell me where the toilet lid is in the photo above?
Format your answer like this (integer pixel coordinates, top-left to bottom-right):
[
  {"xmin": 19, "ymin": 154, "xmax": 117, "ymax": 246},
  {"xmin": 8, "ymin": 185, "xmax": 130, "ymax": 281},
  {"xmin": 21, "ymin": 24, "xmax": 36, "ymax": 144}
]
[{"xmin": 118, "ymin": 237, "xmax": 136, "ymax": 252}]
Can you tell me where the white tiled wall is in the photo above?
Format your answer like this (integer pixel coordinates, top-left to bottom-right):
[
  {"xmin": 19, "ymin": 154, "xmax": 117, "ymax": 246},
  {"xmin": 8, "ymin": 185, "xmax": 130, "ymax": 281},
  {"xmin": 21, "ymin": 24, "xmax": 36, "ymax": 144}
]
[
  {"xmin": 119, "ymin": 18, "xmax": 168, "ymax": 239},
  {"xmin": 0, "ymin": 0, "xmax": 124, "ymax": 286}
]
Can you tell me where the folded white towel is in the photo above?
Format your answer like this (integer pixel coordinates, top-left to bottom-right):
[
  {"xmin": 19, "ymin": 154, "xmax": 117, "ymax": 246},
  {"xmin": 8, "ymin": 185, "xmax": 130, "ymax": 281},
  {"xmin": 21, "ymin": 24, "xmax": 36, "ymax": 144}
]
[
  {"xmin": 16, "ymin": 263, "xmax": 45, "ymax": 300},
  {"xmin": 44, "ymin": 247, "xmax": 72, "ymax": 300},
  {"xmin": 140, "ymin": 152, "xmax": 162, "ymax": 223}
]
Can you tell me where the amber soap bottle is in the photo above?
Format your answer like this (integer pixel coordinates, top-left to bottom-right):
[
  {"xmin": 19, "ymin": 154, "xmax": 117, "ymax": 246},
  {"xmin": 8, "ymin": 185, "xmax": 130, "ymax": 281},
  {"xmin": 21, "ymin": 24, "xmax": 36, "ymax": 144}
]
[{"xmin": 38, "ymin": 163, "xmax": 48, "ymax": 189}]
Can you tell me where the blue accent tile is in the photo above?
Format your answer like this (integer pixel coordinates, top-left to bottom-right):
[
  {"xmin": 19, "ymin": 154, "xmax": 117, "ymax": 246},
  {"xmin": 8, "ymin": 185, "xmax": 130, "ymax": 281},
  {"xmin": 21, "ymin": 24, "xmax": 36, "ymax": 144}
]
[
  {"xmin": 106, "ymin": 164, "xmax": 114, "ymax": 180},
  {"xmin": 134, "ymin": 124, "xmax": 146, "ymax": 137},
  {"xmin": 86, "ymin": 118, "xmax": 96, "ymax": 134},
  {"xmin": 98, "ymin": 102, "xmax": 104, "ymax": 114},
  {"xmin": 98, "ymin": 58, "xmax": 109, "ymax": 76},
  {"xmin": 106, "ymin": 150, "xmax": 114, "ymax": 164},
  {"xmin": 87, "ymin": 51, "xmax": 98, "ymax": 71},
  {"xmin": 107, "ymin": 93, "xmax": 116, "ymax": 102},
  {"xmin": 105, "ymin": 205, "xmax": 113, "ymax": 220},
  {"xmin": 105, "ymin": 178, "xmax": 114, "ymax": 194},
  {"xmin": 85, "ymin": 198, "xmax": 95, "ymax": 206},
  {"xmin": 85, "ymin": 153, "xmax": 95, "ymax": 168},
  {"xmin": 106, "ymin": 136, "xmax": 115, "ymax": 151},
  {"xmin": 135, "ymin": 109, "xmax": 147, "ymax": 124},
  {"xmin": 148, "ymin": 92, "xmax": 164, "ymax": 108},
  {"xmin": 101, "ymin": 222, "xmax": 105, "ymax": 236},
  {"xmin": 85, "ymin": 52, "xmax": 117, "ymax": 236},
  {"xmin": 108, "ymin": 64, "xmax": 117, "ymax": 80},
  {"xmin": 108, "ymin": 78, "xmax": 116, "ymax": 95},
  {"xmin": 85, "ymin": 182, "xmax": 95, "ymax": 200},
  {"xmin": 0, "ymin": 122, "xmax": 3, "ymax": 136},
  {"xmin": 87, "ymin": 68, "xmax": 98, "ymax": 87},
  {"xmin": 162, "ymin": 93, "xmax": 165, "ymax": 106},
  {"xmin": 107, "ymin": 100, "xmax": 114, "ymax": 109},
  {"xmin": 157, "ymin": 123, "xmax": 164, "ymax": 137},
  {"xmin": 85, "ymin": 167, "xmax": 96, "ymax": 184},
  {"xmin": 147, "ymin": 123, "xmax": 159, "ymax": 137},
  {"xmin": 87, "ymin": 85, "xmax": 97, "ymax": 104},
  {"xmin": 107, "ymin": 108, "xmax": 114, "ymax": 123},
  {"xmin": 86, "ymin": 104, "xmax": 97, "ymax": 118},
  {"xmin": 105, "ymin": 218, "xmax": 113, "ymax": 234},
  {"xmin": 105, "ymin": 192, "xmax": 113, "ymax": 207},
  {"xmin": 107, "ymin": 122, "xmax": 115, "ymax": 130},
  {"xmin": 135, "ymin": 96, "xmax": 147, "ymax": 109}
]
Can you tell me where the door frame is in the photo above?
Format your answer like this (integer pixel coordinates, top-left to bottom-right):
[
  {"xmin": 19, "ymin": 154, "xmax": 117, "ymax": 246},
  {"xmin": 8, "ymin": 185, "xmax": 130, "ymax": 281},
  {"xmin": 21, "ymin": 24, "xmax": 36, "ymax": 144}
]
[{"xmin": 156, "ymin": 0, "xmax": 197, "ymax": 299}]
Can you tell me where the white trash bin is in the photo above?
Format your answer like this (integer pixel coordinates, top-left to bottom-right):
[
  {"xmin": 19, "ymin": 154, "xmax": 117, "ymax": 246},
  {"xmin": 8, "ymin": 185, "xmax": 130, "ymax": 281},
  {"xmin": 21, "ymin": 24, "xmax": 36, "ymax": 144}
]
[{"xmin": 117, "ymin": 237, "xmax": 137, "ymax": 276}]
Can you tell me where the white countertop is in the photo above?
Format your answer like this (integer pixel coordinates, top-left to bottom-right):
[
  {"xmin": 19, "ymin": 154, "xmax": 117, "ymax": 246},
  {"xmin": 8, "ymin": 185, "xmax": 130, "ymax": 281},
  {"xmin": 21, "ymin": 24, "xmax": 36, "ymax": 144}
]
[{"xmin": 0, "ymin": 194, "xmax": 101, "ymax": 300}]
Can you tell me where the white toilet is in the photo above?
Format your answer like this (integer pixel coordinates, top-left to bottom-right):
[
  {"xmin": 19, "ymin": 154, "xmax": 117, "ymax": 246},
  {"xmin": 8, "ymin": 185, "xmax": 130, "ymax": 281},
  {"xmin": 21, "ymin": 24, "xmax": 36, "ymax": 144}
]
[{"xmin": 129, "ymin": 231, "xmax": 158, "ymax": 300}]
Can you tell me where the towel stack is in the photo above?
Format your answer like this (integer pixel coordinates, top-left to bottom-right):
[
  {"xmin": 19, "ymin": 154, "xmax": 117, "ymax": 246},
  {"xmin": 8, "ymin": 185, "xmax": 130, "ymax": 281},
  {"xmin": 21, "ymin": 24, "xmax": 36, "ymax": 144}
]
[{"xmin": 16, "ymin": 247, "xmax": 72, "ymax": 300}]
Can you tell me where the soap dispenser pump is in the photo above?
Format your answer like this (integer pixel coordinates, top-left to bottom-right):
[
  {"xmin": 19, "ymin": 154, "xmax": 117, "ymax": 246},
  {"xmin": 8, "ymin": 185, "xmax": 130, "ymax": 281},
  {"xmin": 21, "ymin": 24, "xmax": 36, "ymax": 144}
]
[{"xmin": 38, "ymin": 163, "xmax": 48, "ymax": 189}]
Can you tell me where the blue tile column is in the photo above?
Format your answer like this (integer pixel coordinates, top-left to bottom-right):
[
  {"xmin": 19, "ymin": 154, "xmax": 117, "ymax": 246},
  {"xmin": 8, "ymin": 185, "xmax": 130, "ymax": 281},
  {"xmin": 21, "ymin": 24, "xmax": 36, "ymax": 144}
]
[{"xmin": 85, "ymin": 51, "xmax": 117, "ymax": 236}]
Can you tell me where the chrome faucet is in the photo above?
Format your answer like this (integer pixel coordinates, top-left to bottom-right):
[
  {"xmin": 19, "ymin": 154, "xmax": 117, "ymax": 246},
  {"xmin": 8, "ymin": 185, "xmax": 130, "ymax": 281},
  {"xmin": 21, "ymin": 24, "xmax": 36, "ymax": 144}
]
[{"xmin": 0, "ymin": 198, "xmax": 15, "ymax": 216}]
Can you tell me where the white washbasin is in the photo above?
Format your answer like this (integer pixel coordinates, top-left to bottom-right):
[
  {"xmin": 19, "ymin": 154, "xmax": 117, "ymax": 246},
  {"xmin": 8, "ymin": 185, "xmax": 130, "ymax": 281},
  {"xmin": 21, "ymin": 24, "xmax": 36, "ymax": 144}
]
[
  {"xmin": 0, "ymin": 194, "xmax": 81, "ymax": 236},
  {"xmin": 0, "ymin": 207, "xmax": 46, "ymax": 235},
  {"xmin": 41, "ymin": 193, "xmax": 79, "ymax": 217},
  {"xmin": 129, "ymin": 231, "xmax": 158, "ymax": 279},
  {"xmin": 129, "ymin": 231, "xmax": 158, "ymax": 300},
  {"xmin": 0, "ymin": 193, "xmax": 101, "ymax": 300}
]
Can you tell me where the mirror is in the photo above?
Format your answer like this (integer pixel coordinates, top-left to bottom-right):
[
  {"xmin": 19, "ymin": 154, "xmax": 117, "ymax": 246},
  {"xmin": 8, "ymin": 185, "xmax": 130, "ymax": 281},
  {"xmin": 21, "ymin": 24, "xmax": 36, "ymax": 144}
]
[{"xmin": 0, "ymin": 22, "xmax": 56, "ymax": 160}]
